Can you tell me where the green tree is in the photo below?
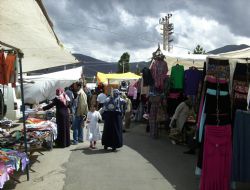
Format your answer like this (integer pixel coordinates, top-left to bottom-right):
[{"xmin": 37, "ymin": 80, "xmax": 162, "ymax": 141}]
[
  {"xmin": 117, "ymin": 52, "xmax": 130, "ymax": 73},
  {"xmin": 193, "ymin": 44, "xmax": 206, "ymax": 54}
]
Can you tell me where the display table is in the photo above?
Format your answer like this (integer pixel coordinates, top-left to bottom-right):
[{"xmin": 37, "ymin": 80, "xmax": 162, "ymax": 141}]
[{"xmin": 0, "ymin": 149, "xmax": 29, "ymax": 188}]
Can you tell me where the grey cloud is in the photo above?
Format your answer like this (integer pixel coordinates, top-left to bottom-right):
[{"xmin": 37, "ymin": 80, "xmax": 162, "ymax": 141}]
[
  {"xmin": 43, "ymin": 0, "xmax": 250, "ymax": 59},
  {"xmin": 43, "ymin": 0, "xmax": 162, "ymax": 51}
]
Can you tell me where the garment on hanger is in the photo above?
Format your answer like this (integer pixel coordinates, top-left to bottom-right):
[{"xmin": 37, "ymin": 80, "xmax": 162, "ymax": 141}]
[
  {"xmin": 4, "ymin": 53, "xmax": 16, "ymax": 85},
  {"xmin": 184, "ymin": 68, "xmax": 203, "ymax": 96},
  {"xmin": 141, "ymin": 67, "xmax": 154, "ymax": 86},
  {"xmin": 196, "ymin": 76, "xmax": 231, "ymax": 177},
  {"xmin": 206, "ymin": 58, "xmax": 230, "ymax": 80},
  {"xmin": 232, "ymin": 63, "xmax": 250, "ymax": 117},
  {"xmin": 149, "ymin": 95, "xmax": 161, "ymax": 138},
  {"xmin": 163, "ymin": 76, "xmax": 170, "ymax": 96},
  {"xmin": 170, "ymin": 64, "xmax": 184, "ymax": 89},
  {"xmin": 232, "ymin": 110, "xmax": 250, "ymax": 182},
  {"xmin": 200, "ymin": 125, "xmax": 232, "ymax": 190},
  {"xmin": 150, "ymin": 60, "xmax": 168, "ymax": 91},
  {"xmin": 0, "ymin": 51, "xmax": 5, "ymax": 84},
  {"xmin": 0, "ymin": 89, "xmax": 4, "ymax": 119}
]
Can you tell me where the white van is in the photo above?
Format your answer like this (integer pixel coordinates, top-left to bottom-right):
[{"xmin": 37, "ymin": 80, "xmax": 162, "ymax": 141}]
[{"xmin": 0, "ymin": 84, "xmax": 22, "ymax": 120}]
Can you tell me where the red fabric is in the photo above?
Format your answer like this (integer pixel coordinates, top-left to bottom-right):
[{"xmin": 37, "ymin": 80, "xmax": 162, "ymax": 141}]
[
  {"xmin": 200, "ymin": 125, "xmax": 232, "ymax": 190},
  {"xmin": 0, "ymin": 51, "xmax": 6, "ymax": 84},
  {"xmin": 4, "ymin": 54, "xmax": 16, "ymax": 85}
]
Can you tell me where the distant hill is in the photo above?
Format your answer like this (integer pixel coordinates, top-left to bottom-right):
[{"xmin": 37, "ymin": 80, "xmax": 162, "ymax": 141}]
[
  {"xmin": 72, "ymin": 54, "xmax": 150, "ymax": 78},
  {"xmin": 73, "ymin": 53, "xmax": 107, "ymax": 64},
  {"xmin": 27, "ymin": 53, "xmax": 150, "ymax": 78},
  {"xmin": 208, "ymin": 44, "xmax": 250, "ymax": 54}
]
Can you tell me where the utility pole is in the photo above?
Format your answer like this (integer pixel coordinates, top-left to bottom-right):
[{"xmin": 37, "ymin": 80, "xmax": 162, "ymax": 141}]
[
  {"xmin": 122, "ymin": 61, "xmax": 125, "ymax": 73},
  {"xmin": 159, "ymin": 14, "xmax": 174, "ymax": 52}
]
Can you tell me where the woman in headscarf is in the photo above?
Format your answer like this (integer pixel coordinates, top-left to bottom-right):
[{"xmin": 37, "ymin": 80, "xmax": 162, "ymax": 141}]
[
  {"xmin": 42, "ymin": 88, "xmax": 71, "ymax": 148},
  {"xmin": 102, "ymin": 89, "xmax": 126, "ymax": 151}
]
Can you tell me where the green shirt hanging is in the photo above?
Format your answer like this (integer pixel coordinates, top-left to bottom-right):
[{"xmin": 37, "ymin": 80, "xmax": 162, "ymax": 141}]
[{"xmin": 170, "ymin": 64, "xmax": 184, "ymax": 89}]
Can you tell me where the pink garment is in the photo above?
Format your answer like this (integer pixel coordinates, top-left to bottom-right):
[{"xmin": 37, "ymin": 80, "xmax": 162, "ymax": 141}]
[
  {"xmin": 150, "ymin": 60, "xmax": 168, "ymax": 91},
  {"xmin": 128, "ymin": 86, "xmax": 136, "ymax": 97},
  {"xmin": 200, "ymin": 125, "xmax": 232, "ymax": 190},
  {"xmin": 56, "ymin": 88, "xmax": 69, "ymax": 106},
  {"xmin": 206, "ymin": 76, "xmax": 228, "ymax": 84},
  {"xmin": 133, "ymin": 88, "xmax": 137, "ymax": 100}
]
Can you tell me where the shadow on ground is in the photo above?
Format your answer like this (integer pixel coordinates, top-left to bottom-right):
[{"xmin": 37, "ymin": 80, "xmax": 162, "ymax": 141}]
[
  {"xmin": 70, "ymin": 147, "xmax": 119, "ymax": 155},
  {"xmin": 124, "ymin": 122, "xmax": 199, "ymax": 190},
  {"xmin": 124, "ymin": 122, "xmax": 250, "ymax": 190}
]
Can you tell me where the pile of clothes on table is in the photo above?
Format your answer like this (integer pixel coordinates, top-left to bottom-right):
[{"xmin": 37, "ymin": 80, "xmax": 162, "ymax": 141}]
[{"xmin": 0, "ymin": 148, "xmax": 29, "ymax": 188}]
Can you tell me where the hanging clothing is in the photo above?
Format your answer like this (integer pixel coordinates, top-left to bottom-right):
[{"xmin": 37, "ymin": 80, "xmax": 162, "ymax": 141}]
[
  {"xmin": 141, "ymin": 67, "xmax": 154, "ymax": 86},
  {"xmin": 150, "ymin": 60, "xmax": 168, "ymax": 91},
  {"xmin": 0, "ymin": 51, "xmax": 5, "ymax": 84},
  {"xmin": 149, "ymin": 95, "xmax": 161, "ymax": 138},
  {"xmin": 4, "ymin": 54, "xmax": 16, "ymax": 85},
  {"xmin": 170, "ymin": 64, "xmax": 184, "ymax": 90},
  {"xmin": 0, "ymin": 90, "xmax": 4, "ymax": 119},
  {"xmin": 206, "ymin": 58, "xmax": 230, "ymax": 80},
  {"xmin": 232, "ymin": 63, "xmax": 250, "ymax": 117},
  {"xmin": 232, "ymin": 110, "xmax": 250, "ymax": 182},
  {"xmin": 184, "ymin": 69, "xmax": 202, "ymax": 95},
  {"xmin": 163, "ymin": 76, "xmax": 170, "ymax": 96},
  {"xmin": 11, "ymin": 58, "xmax": 18, "ymax": 87},
  {"xmin": 196, "ymin": 76, "xmax": 231, "ymax": 175},
  {"xmin": 233, "ymin": 62, "xmax": 250, "ymax": 81},
  {"xmin": 140, "ymin": 78, "xmax": 149, "ymax": 96},
  {"xmin": 167, "ymin": 91, "xmax": 183, "ymax": 117},
  {"xmin": 200, "ymin": 125, "xmax": 232, "ymax": 190}
]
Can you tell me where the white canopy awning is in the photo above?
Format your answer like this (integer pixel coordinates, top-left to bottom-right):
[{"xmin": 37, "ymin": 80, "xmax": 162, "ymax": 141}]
[
  {"xmin": 22, "ymin": 67, "xmax": 83, "ymax": 104},
  {"xmin": 0, "ymin": 0, "xmax": 77, "ymax": 72},
  {"xmin": 161, "ymin": 51, "xmax": 207, "ymax": 71}
]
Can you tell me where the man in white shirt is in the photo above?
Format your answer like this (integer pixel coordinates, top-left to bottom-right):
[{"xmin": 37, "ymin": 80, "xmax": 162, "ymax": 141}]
[{"xmin": 97, "ymin": 89, "xmax": 107, "ymax": 109}]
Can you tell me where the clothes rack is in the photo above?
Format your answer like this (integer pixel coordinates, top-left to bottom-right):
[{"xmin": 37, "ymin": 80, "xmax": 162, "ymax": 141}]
[{"xmin": 0, "ymin": 41, "xmax": 29, "ymax": 181}]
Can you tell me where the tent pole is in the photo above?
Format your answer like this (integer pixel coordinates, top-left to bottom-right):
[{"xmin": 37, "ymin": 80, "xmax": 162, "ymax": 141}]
[{"xmin": 18, "ymin": 52, "xmax": 30, "ymax": 181}]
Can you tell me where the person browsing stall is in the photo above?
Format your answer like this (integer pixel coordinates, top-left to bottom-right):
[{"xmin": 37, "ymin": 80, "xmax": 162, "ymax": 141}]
[{"xmin": 41, "ymin": 88, "xmax": 70, "ymax": 148}]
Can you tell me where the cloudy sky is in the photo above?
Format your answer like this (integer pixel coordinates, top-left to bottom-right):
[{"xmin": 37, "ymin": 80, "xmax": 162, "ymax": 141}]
[{"xmin": 43, "ymin": 0, "xmax": 250, "ymax": 62}]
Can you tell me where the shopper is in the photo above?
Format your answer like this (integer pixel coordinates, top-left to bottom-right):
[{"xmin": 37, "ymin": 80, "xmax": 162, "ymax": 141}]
[
  {"xmin": 72, "ymin": 81, "xmax": 88, "ymax": 145},
  {"xmin": 90, "ymin": 89, "xmax": 98, "ymax": 107},
  {"xmin": 65, "ymin": 85, "xmax": 75, "ymax": 128},
  {"xmin": 97, "ymin": 89, "xmax": 107, "ymax": 109},
  {"xmin": 42, "ymin": 88, "xmax": 70, "ymax": 148},
  {"xmin": 102, "ymin": 89, "xmax": 126, "ymax": 151},
  {"xmin": 121, "ymin": 93, "xmax": 132, "ymax": 130},
  {"xmin": 86, "ymin": 105, "xmax": 102, "ymax": 149},
  {"xmin": 169, "ymin": 97, "xmax": 194, "ymax": 144}
]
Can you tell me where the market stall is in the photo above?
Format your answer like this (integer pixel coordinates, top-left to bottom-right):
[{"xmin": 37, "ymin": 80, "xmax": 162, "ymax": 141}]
[
  {"xmin": 195, "ymin": 55, "xmax": 250, "ymax": 190},
  {"xmin": 97, "ymin": 72, "xmax": 141, "ymax": 95}
]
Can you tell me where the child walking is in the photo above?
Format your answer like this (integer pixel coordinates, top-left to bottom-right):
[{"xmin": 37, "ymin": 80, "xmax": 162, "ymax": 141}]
[{"xmin": 86, "ymin": 105, "xmax": 102, "ymax": 149}]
